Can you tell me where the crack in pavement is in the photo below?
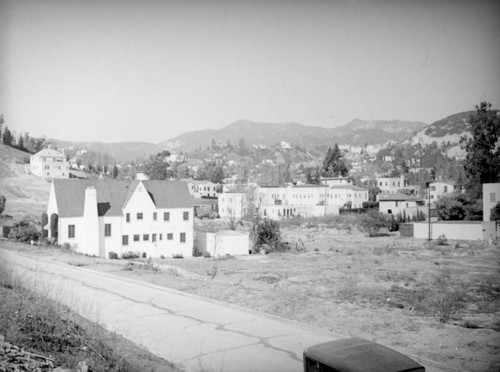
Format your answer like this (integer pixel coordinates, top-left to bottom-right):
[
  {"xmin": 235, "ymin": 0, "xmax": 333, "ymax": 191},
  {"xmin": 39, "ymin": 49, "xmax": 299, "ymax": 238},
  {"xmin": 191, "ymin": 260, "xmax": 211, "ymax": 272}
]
[{"xmin": 12, "ymin": 260, "xmax": 303, "ymax": 363}]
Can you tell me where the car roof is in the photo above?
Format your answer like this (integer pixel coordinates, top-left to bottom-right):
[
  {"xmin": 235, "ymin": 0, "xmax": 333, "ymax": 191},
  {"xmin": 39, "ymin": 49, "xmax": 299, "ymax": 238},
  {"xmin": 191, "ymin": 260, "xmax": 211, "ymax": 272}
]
[{"xmin": 303, "ymin": 338, "xmax": 424, "ymax": 372}]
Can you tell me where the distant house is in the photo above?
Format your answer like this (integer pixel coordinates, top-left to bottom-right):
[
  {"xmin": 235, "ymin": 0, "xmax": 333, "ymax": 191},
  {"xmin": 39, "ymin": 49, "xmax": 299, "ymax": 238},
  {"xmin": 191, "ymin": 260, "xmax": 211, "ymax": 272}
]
[
  {"xmin": 378, "ymin": 192, "xmax": 424, "ymax": 216},
  {"xmin": 429, "ymin": 181, "xmax": 459, "ymax": 205},
  {"xmin": 376, "ymin": 176, "xmax": 408, "ymax": 195},
  {"xmin": 47, "ymin": 179, "xmax": 194, "ymax": 259},
  {"xmin": 320, "ymin": 177, "xmax": 354, "ymax": 187},
  {"xmin": 30, "ymin": 148, "xmax": 69, "ymax": 179},
  {"xmin": 186, "ymin": 180, "xmax": 218, "ymax": 198}
]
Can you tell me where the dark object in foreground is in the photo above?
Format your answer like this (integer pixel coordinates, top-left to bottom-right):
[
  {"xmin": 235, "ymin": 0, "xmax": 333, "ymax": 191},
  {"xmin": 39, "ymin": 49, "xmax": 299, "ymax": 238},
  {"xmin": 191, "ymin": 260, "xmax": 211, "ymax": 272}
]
[{"xmin": 303, "ymin": 338, "xmax": 425, "ymax": 372}]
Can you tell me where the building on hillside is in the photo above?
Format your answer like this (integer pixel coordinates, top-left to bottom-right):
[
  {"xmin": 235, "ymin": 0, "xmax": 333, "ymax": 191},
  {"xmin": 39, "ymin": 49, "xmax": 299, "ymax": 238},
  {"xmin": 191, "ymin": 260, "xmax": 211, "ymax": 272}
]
[
  {"xmin": 327, "ymin": 185, "xmax": 368, "ymax": 210},
  {"xmin": 30, "ymin": 148, "xmax": 69, "ymax": 179},
  {"xmin": 186, "ymin": 180, "xmax": 218, "ymax": 198},
  {"xmin": 429, "ymin": 181, "xmax": 459, "ymax": 205},
  {"xmin": 378, "ymin": 192, "xmax": 425, "ymax": 216},
  {"xmin": 376, "ymin": 176, "xmax": 408, "ymax": 195},
  {"xmin": 46, "ymin": 179, "xmax": 194, "ymax": 259},
  {"xmin": 483, "ymin": 183, "xmax": 500, "ymax": 221}
]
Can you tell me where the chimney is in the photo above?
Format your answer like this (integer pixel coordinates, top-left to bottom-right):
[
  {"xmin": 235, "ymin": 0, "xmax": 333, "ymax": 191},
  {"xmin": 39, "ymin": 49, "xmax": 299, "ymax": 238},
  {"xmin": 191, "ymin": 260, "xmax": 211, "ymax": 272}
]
[{"xmin": 83, "ymin": 186, "xmax": 99, "ymax": 256}]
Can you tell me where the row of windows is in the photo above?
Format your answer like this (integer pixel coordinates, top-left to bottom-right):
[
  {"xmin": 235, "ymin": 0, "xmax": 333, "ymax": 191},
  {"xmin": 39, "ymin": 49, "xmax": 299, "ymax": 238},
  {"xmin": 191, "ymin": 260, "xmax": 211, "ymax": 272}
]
[
  {"xmin": 126, "ymin": 211, "xmax": 189, "ymax": 222},
  {"xmin": 68, "ymin": 224, "xmax": 187, "ymax": 244},
  {"xmin": 122, "ymin": 232, "xmax": 186, "ymax": 245}
]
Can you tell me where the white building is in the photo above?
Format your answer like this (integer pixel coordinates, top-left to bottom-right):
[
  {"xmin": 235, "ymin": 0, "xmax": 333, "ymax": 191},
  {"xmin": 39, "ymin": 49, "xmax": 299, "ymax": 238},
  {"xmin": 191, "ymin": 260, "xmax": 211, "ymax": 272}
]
[
  {"xmin": 429, "ymin": 181, "xmax": 459, "ymax": 205},
  {"xmin": 218, "ymin": 191, "xmax": 255, "ymax": 219},
  {"xmin": 378, "ymin": 192, "xmax": 424, "ymax": 216},
  {"xmin": 483, "ymin": 183, "xmax": 500, "ymax": 221},
  {"xmin": 47, "ymin": 179, "xmax": 194, "ymax": 259},
  {"xmin": 30, "ymin": 148, "xmax": 69, "ymax": 179},
  {"xmin": 376, "ymin": 176, "xmax": 407, "ymax": 195},
  {"xmin": 187, "ymin": 180, "xmax": 218, "ymax": 198},
  {"xmin": 320, "ymin": 177, "xmax": 354, "ymax": 187}
]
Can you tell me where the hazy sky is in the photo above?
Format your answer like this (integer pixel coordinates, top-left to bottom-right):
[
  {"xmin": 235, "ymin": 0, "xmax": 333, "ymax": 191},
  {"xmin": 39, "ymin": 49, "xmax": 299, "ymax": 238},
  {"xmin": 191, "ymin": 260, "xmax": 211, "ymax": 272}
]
[{"xmin": 1, "ymin": 0, "xmax": 499, "ymax": 143}]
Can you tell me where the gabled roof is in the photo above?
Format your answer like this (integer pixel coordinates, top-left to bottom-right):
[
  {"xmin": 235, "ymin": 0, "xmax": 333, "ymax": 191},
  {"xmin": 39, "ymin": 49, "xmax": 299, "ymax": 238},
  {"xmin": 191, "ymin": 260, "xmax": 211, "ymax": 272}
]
[
  {"xmin": 53, "ymin": 179, "xmax": 132, "ymax": 217},
  {"xmin": 52, "ymin": 179, "xmax": 193, "ymax": 218},
  {"xmin": 34, "ymin": 148, "xmax": 66, "ymax": 158},
  {"xmin": 142, "ymin": 180, "xmax": 194, "ymax": 208}
]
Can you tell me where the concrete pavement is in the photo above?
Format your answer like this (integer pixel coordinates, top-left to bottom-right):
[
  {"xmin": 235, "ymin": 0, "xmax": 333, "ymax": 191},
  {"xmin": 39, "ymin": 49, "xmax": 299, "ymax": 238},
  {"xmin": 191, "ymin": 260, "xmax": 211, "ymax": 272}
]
[{"xmin": 1, "ymin": 248, "xmax": 457, "ymax": 372}]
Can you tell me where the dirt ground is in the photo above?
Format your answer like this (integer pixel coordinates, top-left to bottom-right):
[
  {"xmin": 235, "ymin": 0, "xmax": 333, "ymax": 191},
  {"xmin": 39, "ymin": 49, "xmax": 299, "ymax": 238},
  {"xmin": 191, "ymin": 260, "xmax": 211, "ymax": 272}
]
[{"xmin": 3, "ymin": 221, "xmax": 499, "ymax": 372}]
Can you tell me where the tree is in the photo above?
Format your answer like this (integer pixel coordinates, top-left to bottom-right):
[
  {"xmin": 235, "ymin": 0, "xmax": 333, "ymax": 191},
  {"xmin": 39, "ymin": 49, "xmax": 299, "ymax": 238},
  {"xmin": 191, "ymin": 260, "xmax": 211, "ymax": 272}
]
[
  {"xmin": 50, "ymin": 213, "xmax": 58, "ymax": 241},
  {"xmin": 0, "ymin": 195, "xmax": 6, "ymax": 215},
  {"xmin": 322, "ymin": 144, "xmax": 349, "ymax": 177},
  {"xmin": 2, "ymin": 126, "xmax": 12, "ymax": 146},
  {"xmin": 0, "ymin": 113, "xmax": 4, "ymax": 139},
  {"xmin": 112, "ymin": 164, "xmax": 119, "ymax": 179},
  {"xmin": 435, "ymin": 193, "xmax": 466, "ymax": 220},
  {"xmin": 238, "ymin": 138, "xmax": 247, "ymax": 155},
  {"xmin": 464, "ymin": 102, "xmax": 500, "ymax": 201},
  {"xmin": 491, "ymin": 202, "xmax": 500, "ymax": 221},
  {"xmin": 359, "ymin": 210, "xmax": 389, "ymax": 237},
  {"xmin": 144, "ymin": 151, "xmax": 171, "ymax": 180}
]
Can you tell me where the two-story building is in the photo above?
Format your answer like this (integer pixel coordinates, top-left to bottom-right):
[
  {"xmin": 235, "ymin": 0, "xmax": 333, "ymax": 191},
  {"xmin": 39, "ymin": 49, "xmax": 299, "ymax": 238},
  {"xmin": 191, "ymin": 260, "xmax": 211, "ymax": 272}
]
[
  {"xmin": 376, "ymin": 176, "xmax": 407, "ymax": 195},
  {"xmin": 187, "ymin": 180, "xmax": 218, "ymax": 198},
  {"xmin": 30, "ymin": 148, "xmax": 69, "ymax": 179},
  {"xmin": 378, "ymin": 192, "xmax": 425, "ymax": 217},
  {"xmin": 47, "ymin": 179, "xmax": 194, "ymax": 259},
  {"xmin": 428, "ymin": 181, "xmax": 459, "ymax": 205}
]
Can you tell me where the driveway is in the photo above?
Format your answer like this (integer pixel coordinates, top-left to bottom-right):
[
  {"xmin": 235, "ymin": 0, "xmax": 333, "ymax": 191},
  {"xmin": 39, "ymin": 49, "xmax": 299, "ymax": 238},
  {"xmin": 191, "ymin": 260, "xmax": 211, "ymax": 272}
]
[{"xmin": 1, "ymin": 248, "xmax": 456, "ymax": 372}]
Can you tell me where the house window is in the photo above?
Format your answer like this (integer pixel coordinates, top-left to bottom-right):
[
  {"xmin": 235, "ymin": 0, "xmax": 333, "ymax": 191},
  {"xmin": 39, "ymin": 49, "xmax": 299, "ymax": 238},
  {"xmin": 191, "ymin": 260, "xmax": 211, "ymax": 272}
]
[
  {"xmin": 143, "ymin": 234, "xmax": 149, "ymax": 241},
  {"xmin": 104, "ymin": 223, "xmax": 111, "ymax": 237},
  {"xmin": 159, "ymin": 234, "xmax": 162, "ymax": 240},
  {"xmin": 153, "ymin": 212, "xmax": 157, "ymax": 221},
  {"xmin": 68, "ymin": 225, "xmax": 75, "ymax": 238},
  {"xmin": 152, "ymin": 234, "xmax": 156, "ymax": 242},
  {"xmin": 491, "ymin": 193, "xmax": 496, "ymax": 203},
  {"xmin": 126, "ymin": 213, "xmax": 130, "ymax": 222},
  {"xmin": 180, "ymin": 232, "xmax": 186, "ymax": 243},
  {"xmin": 137, "ymin": 212, "xmax": 143, "ymax": 220},
  {"xmin": 430, "ymin": 186, "xmax": 436, "ymax": 191},
  {"xmin": 164, "ymin": 212, "xmax": 170, "ymax": 221},
  {"xmin": 183, "ymin": 211, "xmax": 189, "ymax": 221},
  {"xmin": 444, "ymin": 186, "xmax": 448, "ymax": 192},
  {"xmin": 122, "ymin": 235, "xmax": 129, "ymax": 245},
  {"xmin": 167, "ymin": 233, "xmax": 173, "ymax": 240},
  {"xmin": 133, "ymin": 234, "xmax": 140, "ymax": 242}
]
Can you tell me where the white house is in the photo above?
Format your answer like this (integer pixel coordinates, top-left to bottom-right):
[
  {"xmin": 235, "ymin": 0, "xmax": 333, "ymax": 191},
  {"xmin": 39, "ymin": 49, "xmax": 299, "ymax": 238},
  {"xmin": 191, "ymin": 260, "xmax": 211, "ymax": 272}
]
[
  {"xmin": 378, "ymin": 192, "xmax": 424, "ymax": 216},
  {"xmin": 30, "ymin": 148, "xmax": 69, "ymax": 179},
  {"xmin": 47, "ymin": 179, "xmax": 194, "ymax": 259},
  {"xmin": 483, "ymin": 183, "xmax": 500, "ymax": 221},
  {"xmin": 218, "ymin": 191, "xmax": 255, "ymax": 219},
  {"xmin": 429, "ymin": 181, "xmax": 459, "ymax": 205},
  {"xmin": 376, "ymin": 176, "xmax": 407, "ymax": 195},
  {"xmin": 186, "ymin": 180, "xmax": 218, "ymax": 198}
]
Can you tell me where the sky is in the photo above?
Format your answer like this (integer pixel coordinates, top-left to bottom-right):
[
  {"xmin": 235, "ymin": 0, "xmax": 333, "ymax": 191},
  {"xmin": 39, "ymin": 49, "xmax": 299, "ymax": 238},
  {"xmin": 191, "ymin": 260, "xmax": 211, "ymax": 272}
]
[{"xmin": 1, "ymin": 0, "xmax": 499, "ymax": 144}]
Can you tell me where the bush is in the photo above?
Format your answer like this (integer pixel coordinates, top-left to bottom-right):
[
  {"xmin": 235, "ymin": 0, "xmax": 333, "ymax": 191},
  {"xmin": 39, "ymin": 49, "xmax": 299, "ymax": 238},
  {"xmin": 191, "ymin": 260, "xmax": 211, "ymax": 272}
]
[
  {"xmin": 8, "ymin": 217, "xmax": 40, "ymax": 243},
  {"xmin": 172, "ymin": 254, "xmax": 184, "ymax": 259},
  {"xmin": 41, "ymin": 212, "xmax": 48, "ymax": 238},
  {"xmin": 50, "ymin": 213, "xmax": 58, "ymax": 240},
  {"xmin": 108, "ymin": 251, "xmax": 119, "ymax": 259},
  {"xmin": 0, "ymin": 195, "xmax": 6, "ymax": 215},
  {"xmin": 358, "ymin": 210, "xmax": 389, "ymax": 237},
  {"xmin": 251, "ymin": 217, "xmax": 286, "ymax": 253},
  {"xmin": 437, "ymin": 234, "xmax": 448, "ymax": 246},
  {"xmin": 121, "ymin": 251, "xmax": 139, "ymax": 259}
]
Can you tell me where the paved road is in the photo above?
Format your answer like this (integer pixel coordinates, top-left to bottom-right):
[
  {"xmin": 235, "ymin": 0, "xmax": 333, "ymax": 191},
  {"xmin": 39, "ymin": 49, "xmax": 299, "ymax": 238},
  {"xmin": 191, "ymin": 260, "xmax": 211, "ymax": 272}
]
[{"xmin": 1, "ymin": 248, "xmax": 456, "ymax": 372}]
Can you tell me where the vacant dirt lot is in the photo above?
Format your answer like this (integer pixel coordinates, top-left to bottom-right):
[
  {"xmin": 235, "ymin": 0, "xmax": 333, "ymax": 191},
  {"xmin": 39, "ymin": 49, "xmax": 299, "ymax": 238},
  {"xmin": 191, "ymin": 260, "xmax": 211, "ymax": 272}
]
[{"xmin": 3, "ymin": 219, "xmax": 499, "ymax": 372}]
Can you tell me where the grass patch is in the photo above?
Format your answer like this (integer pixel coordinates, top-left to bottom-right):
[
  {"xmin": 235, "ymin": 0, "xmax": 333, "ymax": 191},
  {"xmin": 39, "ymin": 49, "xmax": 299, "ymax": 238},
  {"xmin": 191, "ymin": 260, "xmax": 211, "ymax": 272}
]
[{"xmin": 0, "ymin": 261, "xmax": 177, "ymax": 372}]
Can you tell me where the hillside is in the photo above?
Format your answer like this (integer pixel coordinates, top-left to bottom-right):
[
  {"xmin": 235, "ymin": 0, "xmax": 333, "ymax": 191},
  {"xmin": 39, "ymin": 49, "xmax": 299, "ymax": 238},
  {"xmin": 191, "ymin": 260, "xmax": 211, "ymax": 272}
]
[
  {"xmin": 50, "ymin": 140, "xmax": 162, "ymax": 163},
  {"xmin": 160, "ymin": 118, "xmax": 428, "ymax": 151},
  {"xmin": 0, "ymin": 144, "xmax": 51, "ymax": 220}
]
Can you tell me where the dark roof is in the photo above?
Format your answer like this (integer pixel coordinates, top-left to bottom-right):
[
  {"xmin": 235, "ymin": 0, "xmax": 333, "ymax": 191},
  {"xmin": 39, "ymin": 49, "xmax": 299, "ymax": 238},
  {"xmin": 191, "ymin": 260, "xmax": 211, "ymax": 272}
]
[
  {"xmin": 142, "ymin": 180, "xmax": 194, "ymax": 208},
  {"xmin": 53, "ymin": 179, "xmax": 193, "ymax": 218},
  {"xmin": 379, "ymin": 192, "xmax": 420, "ymax": 202},
  {"xmin": 303, "ymin": 338, "xmax": 424, "ymax": 372}
]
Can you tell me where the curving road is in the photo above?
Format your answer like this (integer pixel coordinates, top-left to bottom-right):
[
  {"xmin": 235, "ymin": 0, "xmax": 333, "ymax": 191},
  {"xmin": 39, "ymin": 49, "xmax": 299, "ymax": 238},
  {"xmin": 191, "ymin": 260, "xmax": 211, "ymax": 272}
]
[{"xmin": 1, "ymin": 248, "xmax": 456, "ymax": 372}]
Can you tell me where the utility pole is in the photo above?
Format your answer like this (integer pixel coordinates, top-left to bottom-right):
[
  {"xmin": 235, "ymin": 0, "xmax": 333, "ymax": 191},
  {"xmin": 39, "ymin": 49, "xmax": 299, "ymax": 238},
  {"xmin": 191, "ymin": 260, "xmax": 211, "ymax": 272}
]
[{"xmin": 426, "ymin": 181, "xmax": 432, "ymax": 241}]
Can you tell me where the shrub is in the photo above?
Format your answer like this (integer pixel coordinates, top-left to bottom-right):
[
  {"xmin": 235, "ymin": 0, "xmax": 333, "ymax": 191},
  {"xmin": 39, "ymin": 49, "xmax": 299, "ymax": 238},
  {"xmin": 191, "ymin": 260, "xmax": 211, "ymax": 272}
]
[
  {"xmin": 108, "ymin": 251, "xmax": 119, "ymax": 259},
  {"xmin": 41, "ymin": 212, "xmax": 48, "ymax": 238},
  {"xmin": 0, "ymin": 195, "xmax": 6, "ymax": 215},
  {"xmin": 251, "ymin": 217, "xmax": 286, "ymax": 253},
  {"xmin": 424, "ymin": 269, "xmax": 467, "ymax": 323},
  {"xmin": 50, "ymin": 213, "xmax": 58, "ymax": 240},
  {"xmin": 8, "ymin": 217, "xmax": 40, "ymax": 243},
  {"xmin": 121, "ymin": 251, "xmax": 139, "ymax": 259},
  {"xmin": 437, "ymin": 234, "xmax": 448, "ymax": 246},
  {"xmin": 172, "ymin": 254, "xmax": 184, "ymax": 259},
  {"xmin": 358, "ymin": 210, "xmax": 389, "ymax": 237}
]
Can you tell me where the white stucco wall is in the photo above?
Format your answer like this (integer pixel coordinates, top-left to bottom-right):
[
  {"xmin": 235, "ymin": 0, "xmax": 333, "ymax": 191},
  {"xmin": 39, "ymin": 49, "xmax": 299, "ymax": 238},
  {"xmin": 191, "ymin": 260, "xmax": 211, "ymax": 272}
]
[
  {"xmin": 196, "ymin": 231, "xmax": 249, "ymax": 256},
  {"xmin": 483, "ymin": 183, "xmax": 500, "ymax": 221},
  {"xmin": 413, "ymin": 221, "xmax": 484, "ymax": 240}
]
